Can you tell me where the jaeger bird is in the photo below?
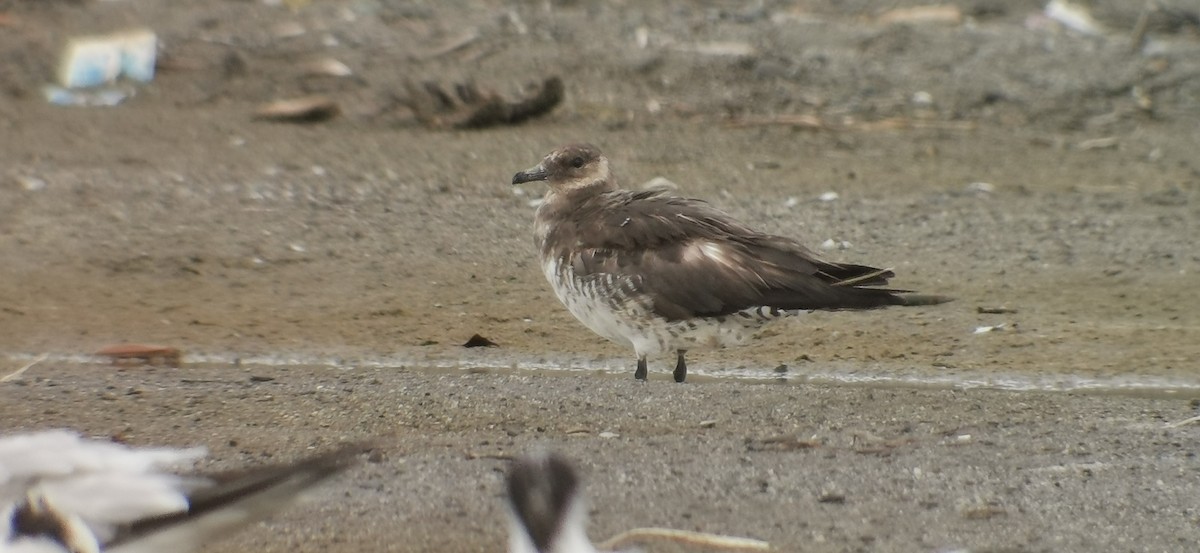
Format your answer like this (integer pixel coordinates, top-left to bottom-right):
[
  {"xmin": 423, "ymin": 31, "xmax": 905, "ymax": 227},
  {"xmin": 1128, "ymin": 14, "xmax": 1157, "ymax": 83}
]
[{"xmin": 513, "ymin": 143, "xmax": 949, "ymax": 382}]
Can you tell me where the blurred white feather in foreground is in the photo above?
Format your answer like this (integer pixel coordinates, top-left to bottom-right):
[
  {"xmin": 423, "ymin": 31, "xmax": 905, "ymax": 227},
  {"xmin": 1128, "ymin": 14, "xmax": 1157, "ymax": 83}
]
[{"xmin": 0, "ymin": 429, "xmax": 358, "ymax": 553}]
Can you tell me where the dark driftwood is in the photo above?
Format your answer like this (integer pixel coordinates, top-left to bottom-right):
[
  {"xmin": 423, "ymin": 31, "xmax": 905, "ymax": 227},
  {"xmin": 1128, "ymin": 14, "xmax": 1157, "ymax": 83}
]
[{"xmin": 405, "ymin": 76, "xmax": 563, "ymax": 130}]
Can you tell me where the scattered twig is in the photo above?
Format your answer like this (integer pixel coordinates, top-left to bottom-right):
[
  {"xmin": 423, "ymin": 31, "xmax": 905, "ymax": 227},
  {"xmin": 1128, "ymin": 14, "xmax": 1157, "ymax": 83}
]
[
  {"xmin": 746, "ymin": 434, "xmax": 822, "ymax": 452},
  {"xmin": 977, "ymin": 306, "xmax": 1018, "ymax": 314},
  {"xmin": 1075, "ymin": 136, "xmax": 1118, "ymax": 151},
  {"xmin": 254, "ymin": 96, "xmax": 340, "ymax": 123},
  {"xmin": 465, "ymin": 451, "xmax": 514, "ymax": 461},
  {"xmin": 1165, "ymin": 415, "xmax": 1200, "ymax": 428},
  {"xmin": 853, "ymin": 437, "xmax": 917, "ymax": 456},
  {"xmin": 962, "ymin": 505, "xmax": 1007, "ymax": 520},
  {"xmin": 597, "ymin": 527, "xmax": 772, "ymax": 552},
  {"xmin": 854, "ymin": 117, "xmax": 978, "ymax": 132},
  {"xmin": 1, "ymin": 354, "xmax": 47, "ymax": 382},
  {"xmin": 727, "ymin": 114, "xmax": 825, "ymax": 129},
  {"xmin": 404, "ymin": 76, "xmax": 564, "ymax": 129},
  {"xmin": 728, "ymin": 115, "xmax": 976, "ymax": 132},
  {"xmin": 421, "ymin": 28, "xmax": 482, "ymax": 59},
  {"xmin": 877, "ymin": 5, "xmax": 963, "ymax": 26},
  {"xmin": 95, "ymin": 343, "xmax": 183, "ymax": 367},
  {"xmin": 1130, "ymin": 4, "xmax": 1153, "ymax": 53}
]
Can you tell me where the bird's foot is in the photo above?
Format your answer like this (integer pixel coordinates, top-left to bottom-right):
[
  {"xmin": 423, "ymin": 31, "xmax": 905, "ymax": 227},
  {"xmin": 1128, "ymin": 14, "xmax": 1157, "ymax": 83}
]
[{"xmin": 673, "ymin": 350, "xmax": 687, "ymax": 383}]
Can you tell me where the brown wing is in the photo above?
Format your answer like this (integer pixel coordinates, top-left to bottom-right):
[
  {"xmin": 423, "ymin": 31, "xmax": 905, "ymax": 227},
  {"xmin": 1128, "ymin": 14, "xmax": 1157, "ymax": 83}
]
[{"xmin": 563, "ymin": 190, "xmax": 908, "ymax": 321}]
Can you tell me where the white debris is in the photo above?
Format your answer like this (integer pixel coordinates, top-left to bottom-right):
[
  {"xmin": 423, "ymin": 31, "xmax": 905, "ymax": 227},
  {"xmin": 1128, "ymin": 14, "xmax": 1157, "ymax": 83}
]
[
  {"xmin": 598, "ymin": 431, "xmax": 619, "ymax": 439},
  {"xmin": 877, "ymin": 5, "xmax": 963, "ymax": 26},
  {"xmin": 503, "ymin": 10, "xmax": 528, "ymax": 35},
  {"xmin": 635, "ymin": 26, "xmax": 650, "ymax": 49},
  {"xmin": 57, "ymin": 28, "xmax": 157, "ymax": 88},
  {"xmin": 1076, "ymin": 137, "xmax": 1118, "ymax": 151},
  {"xmin": 675, "ymin": 41, "xmax": 758, "ymax": 58},
  {"xmin": 819, "ymin": 239, "xmax": 852, "ymax": 251},
  {"xmin": 817, "ymin": 191, "xmax": 839, "ymax": 202},
  {"xmin": 288, "ymin": 243, "xmax": 306, "ymax": 253},
  {"xmin": 784, "ymin": 197, "xmax": 799, "ymax": 208},
  {"xmin": 973, "ymin": 323, "xmax": 1007, "ymax": 334},
  {"xmin": 527, "ymin": 198, "xmax": 544, "ymax": 209},
  {"xmin": 303, "ymin": 57, "xmax": 353, "ymax": 77},
  {"xmin": 253, "ymin": 95, "xmax": 339, "ymax": 122},
  {"xmin": 966, "ymin": 181, "xmax": 995, "ymax": 193},
  {"xmin": 911, "ymin": 91, "xmax": 934, "ymax": 106},
  {"xmin": 16, "ymin": 175, "xmax": 47, "ymax": 191},
  {"xmin": 1044, "ymin": 0, "xmax": 1106, "ymax": 36},
  {"xmin": 43, "ymin": 85, "xmax": 132, "ymax": 107}
]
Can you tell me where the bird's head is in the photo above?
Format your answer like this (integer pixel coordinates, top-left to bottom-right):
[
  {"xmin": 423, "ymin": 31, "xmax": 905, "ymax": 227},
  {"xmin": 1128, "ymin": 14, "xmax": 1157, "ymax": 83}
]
[{"xmin": 512, "ymin": 143, "xmax": 613, "ymax": 194}]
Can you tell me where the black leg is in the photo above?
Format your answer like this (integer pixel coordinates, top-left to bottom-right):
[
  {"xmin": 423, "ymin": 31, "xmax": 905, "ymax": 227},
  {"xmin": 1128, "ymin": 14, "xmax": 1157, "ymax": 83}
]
[
  {"xmin": 673, "ymin": 350, "xmax": 687, "ymax": 383},
  {"xmin": 634, "ymin": 357, "xmax": 647, "ymax": 381}
]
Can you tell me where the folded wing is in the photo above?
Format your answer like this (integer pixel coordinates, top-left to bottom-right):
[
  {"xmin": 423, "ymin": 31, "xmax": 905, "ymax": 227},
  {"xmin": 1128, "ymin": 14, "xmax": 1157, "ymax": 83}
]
[{"xmin": 565, "ymin": 190, "xmax": 909, "ymax": 321}]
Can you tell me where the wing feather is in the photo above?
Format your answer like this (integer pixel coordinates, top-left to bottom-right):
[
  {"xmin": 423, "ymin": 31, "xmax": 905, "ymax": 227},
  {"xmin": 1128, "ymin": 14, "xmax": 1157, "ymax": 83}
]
[{"xmin": 555, "ymin": 190, "xmax": 908, "ymax": 320}]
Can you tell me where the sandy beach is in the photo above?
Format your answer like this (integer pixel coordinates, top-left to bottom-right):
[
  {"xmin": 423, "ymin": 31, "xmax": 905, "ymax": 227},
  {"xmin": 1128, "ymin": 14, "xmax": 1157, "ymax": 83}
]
[{"xmin": 2, "ymin": 0, "xmax": 1199, "ymax": 551}]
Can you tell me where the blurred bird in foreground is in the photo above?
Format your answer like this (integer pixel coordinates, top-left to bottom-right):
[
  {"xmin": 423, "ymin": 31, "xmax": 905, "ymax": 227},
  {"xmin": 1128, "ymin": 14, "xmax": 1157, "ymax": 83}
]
[
  {"xmin": 505, "ymin": 452, "xmax": 771, "ymax": 553},
  {"xmin": 0, "ymin": 429, "xmax": 358, "ymax": 553},
  {"xmin": 505, "ymin": 452, "xmax": 594, "ymax": 553}
]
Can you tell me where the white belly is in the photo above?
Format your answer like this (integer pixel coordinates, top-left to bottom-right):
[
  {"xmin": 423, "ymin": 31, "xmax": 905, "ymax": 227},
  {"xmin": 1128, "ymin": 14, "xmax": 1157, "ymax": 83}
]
[
  {"xmin": 542, "ymin": 258, "xmax": 800, "ymax": 358},
  {"xmin": 543, "ymin": 257, "xmax": 644, "ymax": 349}
]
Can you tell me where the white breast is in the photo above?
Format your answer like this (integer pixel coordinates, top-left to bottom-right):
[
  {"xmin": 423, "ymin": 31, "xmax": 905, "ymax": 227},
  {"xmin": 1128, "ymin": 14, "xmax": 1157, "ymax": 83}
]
[
  {"xmin": 541, "ymin": 256, "xmax": 803, "ymax": 358},
  {"xmin": 543, "ymin": 257, "xmax": 646, "ymax": 350}
]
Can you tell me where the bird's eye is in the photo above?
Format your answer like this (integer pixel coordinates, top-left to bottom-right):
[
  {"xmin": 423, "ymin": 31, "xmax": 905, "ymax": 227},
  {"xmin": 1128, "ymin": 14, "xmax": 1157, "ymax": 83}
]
[{"xmin": 570, "ymin": 156, "xmax": 585, "ymax": 168}]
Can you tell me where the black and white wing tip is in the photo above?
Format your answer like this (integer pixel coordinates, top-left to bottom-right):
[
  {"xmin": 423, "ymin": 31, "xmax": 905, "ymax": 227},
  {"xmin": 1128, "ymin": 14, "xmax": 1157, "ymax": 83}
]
[
  {"xmin": 0, "ymin": 430, "xmax": 364, "ymax": 553},
  {"xmin": 104, "ymin": 442, "xmax": 364, "ymax": 553}
]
